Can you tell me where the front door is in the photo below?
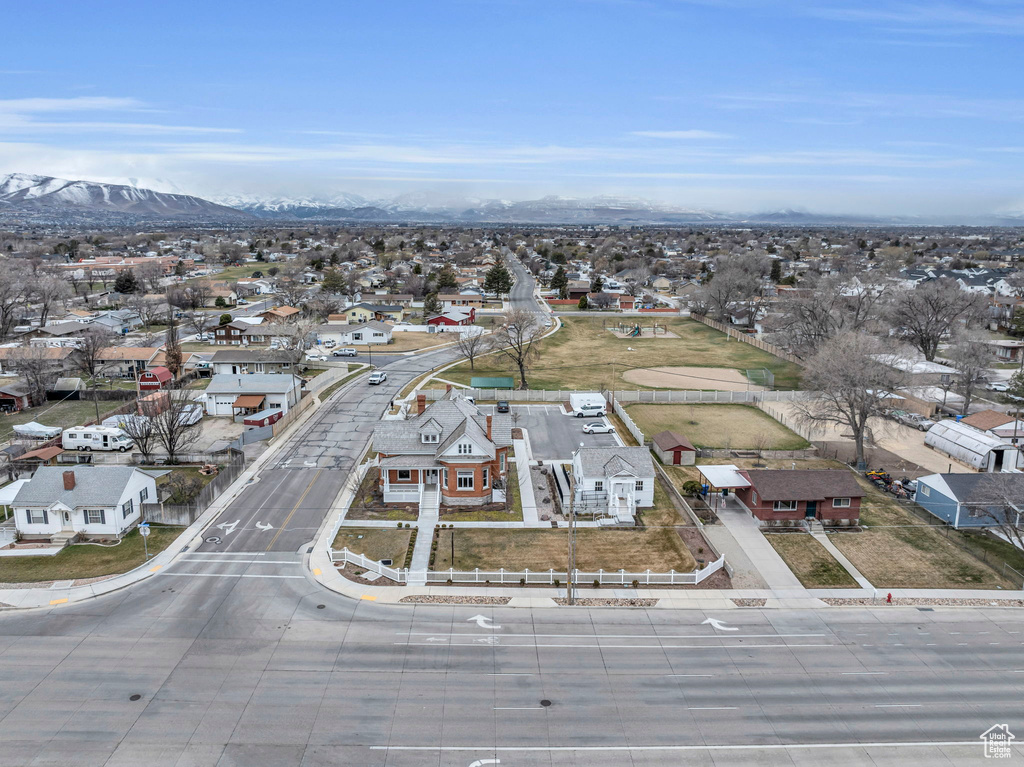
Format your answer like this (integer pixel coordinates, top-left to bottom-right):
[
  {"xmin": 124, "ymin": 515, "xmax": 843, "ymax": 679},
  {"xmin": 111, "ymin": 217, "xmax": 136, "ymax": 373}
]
[
  {"xmin": 62, "ymin": 511, "xmax": 73, "ymax": 532},
  {"xmin": 805, "ymin": 501, "xmax": 817, "ymax": 519},
  {"xmin": 424, "ymin": 469, "xmax": 438, "ymax": 486}
]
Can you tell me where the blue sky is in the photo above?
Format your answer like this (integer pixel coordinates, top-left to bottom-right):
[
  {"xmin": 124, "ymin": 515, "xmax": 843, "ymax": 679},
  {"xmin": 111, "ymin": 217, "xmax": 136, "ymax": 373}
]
[{"xmin": 2, "ymin": 0, "xmax": 1023, "ymax": 216}]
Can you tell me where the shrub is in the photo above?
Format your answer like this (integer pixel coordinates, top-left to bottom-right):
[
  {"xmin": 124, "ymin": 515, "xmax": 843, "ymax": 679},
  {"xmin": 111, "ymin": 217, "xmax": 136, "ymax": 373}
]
[
  {"xmin": 520, "ymin": 578, "xmax": 526, "ymax": 586},
  {"xmin": 632, "ymin": 580, "xmax": 639, "ymax": 589},
  {"xmin": 682, "ymin": 480, "xmax": 702, "ymax": 496},
  {"xmin": 554, "ymin": 579, "xmax": 560, "ymax": 588},
  {"xmin": 593, "ymin": 579, "xmax": 600, "ymax": 588},
  {"xmin": 698, "ymin": 547, "xmax": 704, "ymax": 554}
]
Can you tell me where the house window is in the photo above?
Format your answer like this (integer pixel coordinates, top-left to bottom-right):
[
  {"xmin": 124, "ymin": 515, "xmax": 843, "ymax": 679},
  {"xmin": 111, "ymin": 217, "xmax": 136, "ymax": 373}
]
[
  {"xmin": 84, "ymin": 509, "xmax": 105, "ymax": 525},
  {"xmin": 140, "ymin": 487, "xmax": 148, "ymax": 502},
  {"xmin": 457, "ymin": 471, "xmax": 474, "ymax": 490},
  {"xmin": 773, "ymin": 501, "xmax": 798, "ymax": 512},
  {"xmin": 231, "ymin": 329, "xmax": 239, "ymax": 335},
  {"xmin": 594, "ymin": 480, "xmax": 604, "ymax": 492},
  {"xmin": 27, "ymin": 509, "xmax": 46, "ymax": 525},
  {"xmin": 458, "ymin": 442, "xmax": 472, "ymax": 455},
  {"xmin": 832, "ymin": 498, "xmax": 851, "ymax": 508},
  {"xmin": 422, "ymin": 433, "xmax": 439, "ymax": 444},
  {"xmin": 634, "ymin": 480, "xmax": 644, "ymax": 492},
  {"xmin": 483, "ymin": 467, "xmax": 489, "ymax": 488},
  {"xmin": 397, "ymin": 469, "xmax": 411, "ymax": 481},
  {"xmin": 752, "ymin": 491, "xmax": 759, "ymax": 505},
  {"xmin": 500, "ymin": 454, "xmax": 505, "ymax": 472},
  {"xmin": 442, "ymin": 470, "xmax": 448, "ymax": 488},
  {"xmin": 122, "ymin": 500, "xmax": 133, "ymax": 519},
  {"xmin": 920, "ymin": 485, "xmax": 931, "ymax": 497}
]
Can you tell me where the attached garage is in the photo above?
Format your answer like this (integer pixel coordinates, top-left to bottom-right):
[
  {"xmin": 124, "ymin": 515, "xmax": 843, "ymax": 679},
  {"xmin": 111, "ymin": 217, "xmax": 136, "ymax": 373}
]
[{"xmin": 652, "ymin": 430, "xmax": 696, "ymax": 466}]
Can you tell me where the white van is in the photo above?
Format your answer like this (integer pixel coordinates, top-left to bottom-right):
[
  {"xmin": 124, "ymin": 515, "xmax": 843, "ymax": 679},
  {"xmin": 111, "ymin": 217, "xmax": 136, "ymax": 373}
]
[{"xmin": 62, "ymin": 426, "xmax": 135, "ymax": 452}]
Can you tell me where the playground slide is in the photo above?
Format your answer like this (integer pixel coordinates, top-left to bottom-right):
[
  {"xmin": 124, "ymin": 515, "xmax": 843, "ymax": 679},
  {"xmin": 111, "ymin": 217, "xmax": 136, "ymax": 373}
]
[{"xmin": 629, "ymin": 325, "xmax": 641, "ymax": 337}]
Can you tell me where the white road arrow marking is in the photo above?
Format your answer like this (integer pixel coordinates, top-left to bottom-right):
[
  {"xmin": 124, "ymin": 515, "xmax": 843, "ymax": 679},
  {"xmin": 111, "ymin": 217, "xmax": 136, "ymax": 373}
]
[
  {"xmin": 424, "ymin": 637, "xmax": 447, "ymax": 643},
  {"xmin": 469, "ymin": 760, "xmax": 500, "ymax": 767},
  {"xmin": 468, "ymin": 615, "xmax": 501, "ymax": 630},
  {"xmin": 702, "ymin": 617, "xmax": 738, "ymax": 632},
  {"xmin": 475, "ymin": 637, "xmax": 500, "ymax": 645},
  {"xmin": 255, "ymin": 522, "xmax": 273, "ymax": 531},
  {"xmin": 215, "ymin": 520, "xmax": 240, "ymax": 536}
]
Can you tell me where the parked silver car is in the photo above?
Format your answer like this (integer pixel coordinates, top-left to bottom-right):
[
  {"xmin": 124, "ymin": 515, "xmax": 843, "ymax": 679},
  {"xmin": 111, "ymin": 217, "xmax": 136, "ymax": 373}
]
[{"xmin": 897, "ymin": 412, "xmax": 935, "ymax": 431}]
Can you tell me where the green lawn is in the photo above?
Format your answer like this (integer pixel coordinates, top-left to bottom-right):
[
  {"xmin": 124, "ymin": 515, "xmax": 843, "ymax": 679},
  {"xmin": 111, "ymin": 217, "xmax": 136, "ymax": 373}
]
[
  {"xmin": 332, "ymin": 527, "xmax": 413, "ymax": 565},
  {"xmin": 0, "ymin": 526, "xmax": 181, "ymax": 584},
  {"xmin": 766, "ymin": 534, "xmax": 859, "ymax": 588},
  {"xmin": 437, "ymin": 317, "xmax": 803, "ymax": 391},
  {"xmin": 439, "ymin": 465, "xmax": 523, "ymax": 522},
  {"xmin": 625, "ymin": 403, "xmax": 810, "ymax": 450}
]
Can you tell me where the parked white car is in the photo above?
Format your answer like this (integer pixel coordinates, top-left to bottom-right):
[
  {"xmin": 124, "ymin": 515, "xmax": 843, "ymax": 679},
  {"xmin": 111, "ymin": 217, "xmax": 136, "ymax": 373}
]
[
  {"xmin": 987, "ymin": 381, "xmax": 1010, "ymax": 392},
  {"xmin": 582, "ymin": 421, "xmax": 615, "ymax": 434}
]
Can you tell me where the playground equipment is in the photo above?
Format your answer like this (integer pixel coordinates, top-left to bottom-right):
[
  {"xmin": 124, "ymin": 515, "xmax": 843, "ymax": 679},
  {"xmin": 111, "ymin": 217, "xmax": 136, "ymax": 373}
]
[
  {"xmin": 610, "ymin": 321, "xmax": 668, "ymax": 336},
  {"xmin": 629, "ymin": 324, "xmax": 641, "ymax": 337}
]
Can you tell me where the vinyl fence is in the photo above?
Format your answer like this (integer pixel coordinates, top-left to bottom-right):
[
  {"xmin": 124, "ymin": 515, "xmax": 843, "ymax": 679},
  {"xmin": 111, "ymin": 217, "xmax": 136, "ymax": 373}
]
[
  {"xmin": 331, "ymin": 547, "xmax": 726, "ymax": 586},
  {"xmin": 612, "ymin": 399, "xmax": 645, "ymax": 445}
]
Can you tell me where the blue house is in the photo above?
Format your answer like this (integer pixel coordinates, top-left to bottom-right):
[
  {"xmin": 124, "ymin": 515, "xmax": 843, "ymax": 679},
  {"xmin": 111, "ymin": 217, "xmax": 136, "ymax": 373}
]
[{"xmin": 915, "ymin": 473, "xmax": 1024, "ymax": 529}]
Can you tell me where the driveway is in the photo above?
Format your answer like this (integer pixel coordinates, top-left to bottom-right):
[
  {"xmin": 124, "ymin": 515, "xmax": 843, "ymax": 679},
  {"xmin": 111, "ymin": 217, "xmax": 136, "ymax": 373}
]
[{"xmin": 478, "ymin": 404, "xmax": 620, "ymax": 461}]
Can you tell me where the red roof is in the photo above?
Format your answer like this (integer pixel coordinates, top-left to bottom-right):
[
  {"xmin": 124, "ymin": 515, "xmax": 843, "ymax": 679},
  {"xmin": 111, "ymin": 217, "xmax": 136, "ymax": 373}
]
[{"xmin": 140, "ymin": 366, "xmax": 172, "ymax": 382}]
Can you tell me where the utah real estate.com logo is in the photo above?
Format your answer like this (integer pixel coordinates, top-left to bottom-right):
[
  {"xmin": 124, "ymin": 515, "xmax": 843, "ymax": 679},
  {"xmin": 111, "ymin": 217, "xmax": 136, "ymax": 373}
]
[{"xmin": 981, "ymin": 724, "xmax": 1015, "ymax": 759}]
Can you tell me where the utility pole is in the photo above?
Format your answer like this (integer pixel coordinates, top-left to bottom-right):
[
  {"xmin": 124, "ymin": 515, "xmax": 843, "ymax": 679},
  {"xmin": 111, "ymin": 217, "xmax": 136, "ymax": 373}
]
[{"xmin": 567, "ymin": 469, "xmax": 576, "ymax": 605}]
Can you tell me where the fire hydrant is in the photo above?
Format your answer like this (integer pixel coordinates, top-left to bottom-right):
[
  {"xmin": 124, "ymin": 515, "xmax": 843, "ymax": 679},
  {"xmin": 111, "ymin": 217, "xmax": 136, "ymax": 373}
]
[{"xmin": 886, "ymin": 592, "xmax": 893, "ymax": 604}]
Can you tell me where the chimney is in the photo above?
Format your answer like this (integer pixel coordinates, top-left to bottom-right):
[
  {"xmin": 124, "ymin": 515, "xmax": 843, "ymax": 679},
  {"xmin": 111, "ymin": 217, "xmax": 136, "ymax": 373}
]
[
  {"xmin": 63, "ymin": 471, "xmax": 76, "ymax": 491},
  {"xmin": 416, "ymin": 393, "xmax": 426, "ymax": 415},
  {"xmin": 445, "ymin": 383, "xmax": 452, "ymax": 394},
  {"xmin": 486, "ymin": 415, "xmax": 492, "ymax": 441}
]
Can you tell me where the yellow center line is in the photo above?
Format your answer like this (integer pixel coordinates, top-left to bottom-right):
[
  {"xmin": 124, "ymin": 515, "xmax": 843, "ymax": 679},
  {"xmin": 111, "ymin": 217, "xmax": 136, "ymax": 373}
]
[{"xmin": 265, "ymin": 469, "xmax": 323, "ymax": 551}]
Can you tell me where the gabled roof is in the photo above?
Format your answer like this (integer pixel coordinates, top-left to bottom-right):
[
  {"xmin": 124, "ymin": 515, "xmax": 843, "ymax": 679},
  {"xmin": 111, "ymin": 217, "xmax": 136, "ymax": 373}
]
[
  {"xmin": 373, "ymin": 396, "xmax": 511, "ymax": 456},
  {"xmin": 652, "ymin": 430, "xmax": 695, "ymax": 452},
  {"xmin": 206, "ymin": 373, "xmax": 301, "ymax": 394},
  {"xmin": 922, "ymin": 472, "xmax": 1024, "ymax": 504},
  {"xmin": 211, "ymin": 350, "xmax": 294, "ymax": 364},
  {"xmin": 13, "ymin": 466, "xmax": 146, "ymax": 508},
  {"xmin": 960, "ymin": 409, "xmax": 1015, "ymax": 432},
  {"xmin": 575, "ymin": 447, "xmax": 654, "ymax": 479}
]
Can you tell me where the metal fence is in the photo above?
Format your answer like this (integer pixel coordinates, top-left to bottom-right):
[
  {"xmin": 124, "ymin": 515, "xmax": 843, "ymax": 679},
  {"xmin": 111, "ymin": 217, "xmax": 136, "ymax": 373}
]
[{"xmin": 330, "ymin": 547, "xmax": 726, "ymax": 586}]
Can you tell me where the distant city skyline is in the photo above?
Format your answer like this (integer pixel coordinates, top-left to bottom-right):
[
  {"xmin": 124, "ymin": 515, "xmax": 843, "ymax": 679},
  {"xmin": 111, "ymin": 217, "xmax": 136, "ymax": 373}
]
[{"xmin": 2, "ymin": 0, "xmax": 1023, "ymax": 218}]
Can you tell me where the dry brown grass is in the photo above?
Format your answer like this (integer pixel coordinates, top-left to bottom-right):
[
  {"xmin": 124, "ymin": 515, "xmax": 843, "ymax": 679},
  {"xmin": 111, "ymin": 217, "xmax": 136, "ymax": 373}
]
[
  {"xmin": 626, "ymin": 404, "xmax": 809, "ymax": 450},
  {"xmin": 766, "ymin": 534, "xmax": 859, "ymax": 588},
  {"xmin": 332, "ymin": 527, "xmax": 413, "ymax": 565},
  {"xmin": 431, "ymin": 528, "xmax": 697, "ymax": 572}
]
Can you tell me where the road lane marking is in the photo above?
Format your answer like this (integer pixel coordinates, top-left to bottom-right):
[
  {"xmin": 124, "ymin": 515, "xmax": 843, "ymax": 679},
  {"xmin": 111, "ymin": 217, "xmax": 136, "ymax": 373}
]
[
  {"xmin": 163, "ymin": 572, "xmax": 305, "ymax": 579},
  {"xmin": 875, "ymin": 704, "xmax": 922, "ymax": 708},
  {"xmin": 667, "ymin": 674, "xmax": 714, "ymax": 677},
  {"xmin": 265, "ymin": 469, "xmax": 323, "ymax": 551},
  {"xmin": 398, "ymin": 642, "xmax": 834, "ymax": 649},
  {"xmin": 179, "ymin": 558, "xmax": 298, "ymax": 564},
  {"xmin": 403, "ymin": 632, "xmax": 827, "ymax": 639},
  {"xmin": 48, "ymin": 598, "xmax": 68, "ymax": 605},
  {"xmin": 488, "ymin": 673, "xmax": 534, "ymax": 676},
  {"xmin": 841, "ymin": 672, "xmax": 886, "ymax": 675},
  {"xmin": 688, "ymin": 707, "xmax": 737, "ymax": 711},
  {"xmin": 494, "ymin": 707, "xmax": 544, "ymax": 710},
  {"xmin": 371, "ymin": 742, "xmax": 982, "ymax": 753}
]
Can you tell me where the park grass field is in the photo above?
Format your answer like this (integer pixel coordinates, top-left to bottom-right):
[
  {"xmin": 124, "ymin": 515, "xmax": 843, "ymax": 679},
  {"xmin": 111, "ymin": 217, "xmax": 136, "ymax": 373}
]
[
  {"xmin": 437, "ymin": 317, "xmax": 802, "ymax": 391},
  {"xmin": 625, "ymin": 403, "xmax": 810, "ymax": 450}
]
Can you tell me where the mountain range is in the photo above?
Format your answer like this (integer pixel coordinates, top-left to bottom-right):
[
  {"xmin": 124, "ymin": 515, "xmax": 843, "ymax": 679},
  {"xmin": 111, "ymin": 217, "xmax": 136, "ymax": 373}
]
[{"xmin": 1, "ymin": 172, "xmax": 1021, "ymax": 227}]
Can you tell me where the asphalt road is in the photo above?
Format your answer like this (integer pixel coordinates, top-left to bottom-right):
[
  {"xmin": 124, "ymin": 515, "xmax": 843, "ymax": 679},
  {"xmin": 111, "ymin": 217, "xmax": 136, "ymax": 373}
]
[{"xmin": 9, "ymin": 260, "xmax": 1017, "ymax": 764}]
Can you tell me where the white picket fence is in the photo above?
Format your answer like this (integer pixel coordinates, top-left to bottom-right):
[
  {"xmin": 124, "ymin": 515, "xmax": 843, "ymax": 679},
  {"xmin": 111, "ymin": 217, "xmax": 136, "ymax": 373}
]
[
  {"xmin": 330, "ymin": 547, "xmax": 726, "ymax": 586},
  {"xmin": 423, "ymin": 388, "xmax": 810, "ymax": 404}
]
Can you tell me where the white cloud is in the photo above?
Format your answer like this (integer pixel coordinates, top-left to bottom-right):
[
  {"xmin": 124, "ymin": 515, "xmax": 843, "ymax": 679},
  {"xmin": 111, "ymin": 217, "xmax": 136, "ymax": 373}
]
[
  {"xmin": 0, "ymin": 96, "xmax": 143, "ymax": 113},
  {"xmin": 0, "ymin": 96, "xmax": 239, "ymax": 136},
  {"xmin": 630, "ymin": 130, "xmax": 731, "ymax": 139}
]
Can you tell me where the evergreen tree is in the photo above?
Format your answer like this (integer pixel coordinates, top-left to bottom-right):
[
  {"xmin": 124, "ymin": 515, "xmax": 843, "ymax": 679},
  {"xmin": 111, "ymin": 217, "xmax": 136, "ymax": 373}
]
[
  {"xmin": 550, "ymin": 265, "xmax": 568, "ymax": 292},
  {"xmin": 770, "ymin": 259, "xmax": 782, "ymax": 283},
  {"xmin": 424, "ymin": 292, "xmax": 441, "ymax": 316},
  {"xmin": 577, "ymin": 294, "xmax": 590, "ymax": 310},
  {"xmin": 321, "ymin": 268, "xmax": 346, "ymax": 293},
  {"xmin": 484, "ymin": 263, "xmax": 513, "ymax": 296},
  {"xmin": 113, "ymin": 270, "xmax": 139, "ymax": 295},
  {"xmin": 434, "ymin": 265, "xmax": 458, "ymax": 292},
  {"xmin": 589, "ymin": 275, "xmax": 604, "ymax": 293}
]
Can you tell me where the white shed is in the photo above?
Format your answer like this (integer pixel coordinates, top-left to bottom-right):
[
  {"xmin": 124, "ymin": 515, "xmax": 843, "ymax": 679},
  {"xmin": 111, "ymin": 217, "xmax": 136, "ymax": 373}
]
[{"xmin": 924, "ymin": 420, "xmax": 1020, "ymax": 472}]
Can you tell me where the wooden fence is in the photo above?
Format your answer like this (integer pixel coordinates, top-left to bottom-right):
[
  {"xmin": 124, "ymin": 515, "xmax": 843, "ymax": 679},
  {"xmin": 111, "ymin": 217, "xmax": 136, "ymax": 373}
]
[{"xmin": 690, "ymin": 314, "xmax": 803, "ymax": 366}]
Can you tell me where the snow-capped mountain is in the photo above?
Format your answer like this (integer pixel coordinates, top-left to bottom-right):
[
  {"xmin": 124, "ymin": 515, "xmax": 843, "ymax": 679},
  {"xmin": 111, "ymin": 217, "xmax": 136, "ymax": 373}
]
[{"xmin": 0, "ymin": 173, "xmax": 251, "ymax": 220}]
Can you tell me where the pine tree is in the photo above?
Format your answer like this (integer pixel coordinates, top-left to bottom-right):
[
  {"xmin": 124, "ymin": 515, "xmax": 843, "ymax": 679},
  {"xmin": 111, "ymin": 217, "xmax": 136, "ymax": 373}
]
[
  {"xmin": 424, "ymin": 293, "xmax": 441, "ymax": 316},
  {"xmin": 550, "ymin": 265, "xmax": 568, "ymax": 292},
  {"xmin": 589, "ymin": 275, "xmax": 604, "ymax": 293},
  {"xmin": 484, "ymin": 264, "xmax": 513, "ymax": 296},
  {"xmin": 578, "ymin": 295, "xmax": 590, "ymax": 310},
  {"xmin": 113, "ymin": 270, "xmax": 139, "ymax": 295},
  {"xmin": 770, "ymin": 259, "xmax": 782, "ymax": 283}
]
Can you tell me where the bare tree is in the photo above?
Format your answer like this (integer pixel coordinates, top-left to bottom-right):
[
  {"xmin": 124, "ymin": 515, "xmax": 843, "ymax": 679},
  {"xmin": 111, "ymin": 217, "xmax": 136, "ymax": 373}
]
[
  {"xmin": 794, "ymin": 331, "xmax": 909, "ymax": 467},
  {"xmin": 493, "ymin": 308, "xmax": 542, "ymax": 389},
  {"xmin": 185, "ymin": 283, "xmax": 212, "ymax": 310},
  {"xmin": 454, "ymin": 330, "xmax": 492, "ymax": 371},
  {"xmin": 274, "ymin": 318, "xmax": 317, "ymax": 372},
  {"xmin": 0, "ymin": 263, "xmax": 29, "ymax": 341},
  {"xmin": 128, "ymin": 294, "xmax": 165, "ymax": 331},
  {"xmin": 135, "ymin": 261, "xmax": 164, "ymax": 294},
  {"xmin": 184, "ymin": 310, "xmax": 215, "ymax": 338},
  {"xmin": 959, "ymin": 474, "xmax": 1024, "ymax": 551},
  {"xmin": 9, "ymin": 347, "xmax": 61, "ymax": 406},
  {"xmin": 590, "ymin": 292, "xmax": 616, "ymax": 310},
  {"xmin": 152, "ymin": 389, "xmax": 202, "ymax": 463},
  {"xmin": 888, "ymin": 278, "xmax": 986, "ymax": 361},
  {"xmin": 164, "ymin": 314, "xmax": 183, "ymax": 378},
  {"xmin": 117, "ymin": 413, "xmax": 159, "ymax": 462},
  {"xmin": 76, "ymin": 326, "xmax": 116, "ymax": 379},
  {"xmin": 33, "ymin": 273, "xmax": 71, "ymax": 327},
  {"xmin": 947, "ymin": 332, "xmax": 992, "ymax": 415}
]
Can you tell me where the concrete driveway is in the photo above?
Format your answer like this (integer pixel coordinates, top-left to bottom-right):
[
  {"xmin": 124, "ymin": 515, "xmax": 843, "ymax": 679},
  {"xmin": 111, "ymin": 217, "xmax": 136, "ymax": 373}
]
[{"xmin": 478, "ymin": 403, "xmax": 620, "ymax": 460}]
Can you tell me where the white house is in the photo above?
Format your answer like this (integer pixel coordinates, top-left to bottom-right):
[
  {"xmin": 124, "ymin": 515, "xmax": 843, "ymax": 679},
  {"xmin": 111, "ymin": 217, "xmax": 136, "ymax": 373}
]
[
  {"xmin": 316, "ymin": 320, "xmax": 393, "ymax": 346},
  {"xmin": 203, "ymin": 373, "xmax": 303, "ymax": 417},
  {"xmin": 13, "ymin": 466, "xmax": 157, "ymax": 542},
  {"xmin": 571, "ymin": 446, "xmax": 655, "ymax": 524}
]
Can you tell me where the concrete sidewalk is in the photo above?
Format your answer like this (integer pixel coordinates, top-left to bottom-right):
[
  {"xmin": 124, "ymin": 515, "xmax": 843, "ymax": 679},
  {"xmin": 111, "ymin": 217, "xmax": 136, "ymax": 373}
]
[
  {"xmin": 814, "ymin": 531, "xmax": 873, "ymax": 589},
  {"xmin": 713, "ymin": 497, "xmax": 804, "ymax": 590}
]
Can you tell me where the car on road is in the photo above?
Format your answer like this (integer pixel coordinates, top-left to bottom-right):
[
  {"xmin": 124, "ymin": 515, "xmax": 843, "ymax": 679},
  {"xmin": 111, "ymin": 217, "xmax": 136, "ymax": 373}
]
[
  {"xmin": 582, "ymin": 421, "xmax": 615, "ymax": 434},
  {"xmin": 305, "ymin": 352, "xmax": 328, "ymax": 361},
  {"xmin": 496, "ymin": 400, "xmax": 510, "ymax": 413},
  {"xmin": 987, "ymin": 381, "xmax": 1010, "ymax": 392},
  {"xmin": 368, "ymin": 371, "xmax": 387, "ymax": 385},
  {"xmin": 333, "ymin": 348, "xmax": 358, "ymax": 357},
  {"xmin": 897, "ymin": 412, "xmax": 935, "ymax": 431}
]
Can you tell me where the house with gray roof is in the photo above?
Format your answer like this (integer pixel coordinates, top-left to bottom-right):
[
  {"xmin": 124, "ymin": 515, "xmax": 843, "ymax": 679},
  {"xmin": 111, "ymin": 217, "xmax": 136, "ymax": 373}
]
[
  {"xmin": 372, "ymin": 393, "xmax": 512, "ymax": 507},
  {"xmin": 914, "ymin": 473, "xmax": 1024, "ymax": 529},
  {"xmin": 210, "ymin": 349, "xmax": 296, "ymax": 375},
  {"xmin": 571, "ymin": 446, "xmax": 655, "ymax": 524},
  {"xmin": 202, "ymin": 373, "xmax": 303, "ymax": 418},
  {"xmin": 13, "ymin": 465, "xmax": 157, "ymax": 543},
  {"xmin": 315, "ymin": 320, "xmax": 393, "ymax": 347}
]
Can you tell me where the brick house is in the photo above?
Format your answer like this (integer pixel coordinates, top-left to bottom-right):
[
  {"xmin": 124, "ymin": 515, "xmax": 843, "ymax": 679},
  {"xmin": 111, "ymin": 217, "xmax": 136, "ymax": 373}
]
[
  {"xmin": 372, "ymin": 394, "xmax": 512, "ymax": 507},
  {"xmin": 734, "ymin": 469, "xmax": 864, "ymax": 527},
  {"xmin": 426, "ymin": 308, "xmax": 476, "ymax": 327}
]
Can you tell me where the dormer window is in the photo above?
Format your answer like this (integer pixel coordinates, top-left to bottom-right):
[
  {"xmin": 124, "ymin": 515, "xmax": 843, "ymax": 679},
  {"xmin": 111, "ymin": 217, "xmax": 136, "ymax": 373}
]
[
  {"xmin": 421, "ymin": 433, "xmax": 439, "ymax": 444},
  {"xmin": 458, "ymin": 442, "xmax": 472, "ymax": 455}
]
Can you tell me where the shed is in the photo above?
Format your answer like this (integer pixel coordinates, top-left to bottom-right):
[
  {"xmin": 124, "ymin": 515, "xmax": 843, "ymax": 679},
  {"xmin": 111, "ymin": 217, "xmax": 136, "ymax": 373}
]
[
  {"xmin": 138, "ymin": 366, "xmax": 172, "ymax": 391},
  {"xmin": 243, "ymin": 408, "xmax": 284, "ymax": 428},
  {"xmin": 925, "ymin": 420, "xmax": 1020, "ymax": 472},
  {"xmin": 652, "ymin": 430, "xmax": 696, "ymax": 466}
]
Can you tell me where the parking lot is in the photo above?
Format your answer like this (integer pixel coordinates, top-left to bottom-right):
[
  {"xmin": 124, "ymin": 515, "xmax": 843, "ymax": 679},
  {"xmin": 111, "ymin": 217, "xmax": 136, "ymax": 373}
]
[{"xmin": 477, "ymin": 404, "xmax": 621, "ymax": 460}]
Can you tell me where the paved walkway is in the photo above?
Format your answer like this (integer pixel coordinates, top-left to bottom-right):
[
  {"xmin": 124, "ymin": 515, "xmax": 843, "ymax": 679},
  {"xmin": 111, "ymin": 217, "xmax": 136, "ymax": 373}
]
[
  {"xmin": 713, "ymin": 497, "xmax": 804, "ymax": 590},
  {"xmin": 513, "ymin": 432, "xmax": 542, "ymax": 525},
  {"xmin": 814, "ymin": 531, "xmax": 873, "ymax": 589}
]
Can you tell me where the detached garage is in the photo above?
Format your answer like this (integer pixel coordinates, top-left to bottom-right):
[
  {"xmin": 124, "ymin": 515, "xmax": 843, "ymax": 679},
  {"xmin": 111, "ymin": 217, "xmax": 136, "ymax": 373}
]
[
  {"xmin": 924, "ymin": 420, "xmax": 1020, "ymax": 472},
  {"xmin": 652, "ymin": 430, "xmax": 696, "ymax": 466}
]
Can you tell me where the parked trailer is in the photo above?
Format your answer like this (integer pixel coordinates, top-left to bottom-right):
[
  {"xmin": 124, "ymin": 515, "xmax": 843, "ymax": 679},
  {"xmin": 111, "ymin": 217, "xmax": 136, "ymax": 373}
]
[{"xmin": 62, "ymin": 426, "xmax": 135, "ymax": 453}]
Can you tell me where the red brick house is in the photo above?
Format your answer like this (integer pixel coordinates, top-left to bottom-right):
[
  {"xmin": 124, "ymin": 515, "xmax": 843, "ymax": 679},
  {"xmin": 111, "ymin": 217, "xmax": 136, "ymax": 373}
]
[
  {"xmin": 372, "ymin": 393, "xmax": 512, "ymax": 507},
  {"xmin": 734, "ymin": 469, "xmax": 864, "ymax": 527}
]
